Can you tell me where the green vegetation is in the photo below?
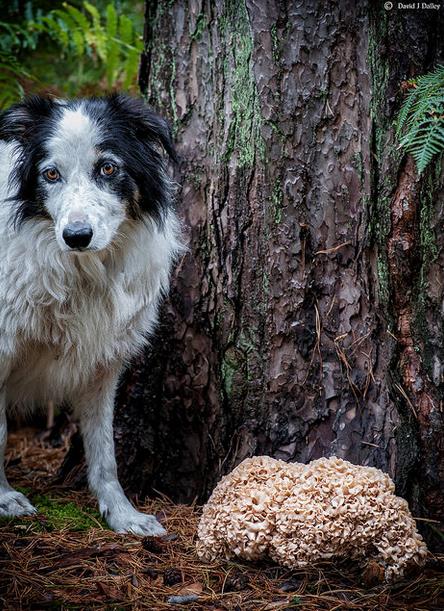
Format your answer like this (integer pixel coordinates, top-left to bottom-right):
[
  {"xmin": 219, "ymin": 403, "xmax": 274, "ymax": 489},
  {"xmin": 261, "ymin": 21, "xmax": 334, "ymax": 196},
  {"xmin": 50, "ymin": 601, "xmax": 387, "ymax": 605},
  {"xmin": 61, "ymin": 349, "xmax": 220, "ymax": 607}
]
[
  {"xmin": 271, "ymin": 178, "xmax": 283, "ymax": 224},
  {"xmin": 222, "ymin": 0, "xmax": 264, "ymax": 167},
  {"xmin": 368, "ymin": 13, "xmax": 396, "ymax": 308},
  {"xmin": 396, "ymin": 65, "xmax": 444, "ymax": 174},
  {"xmin": 33, "ymin": 494, "xmax": 105, "ymax": 531},
  {"xmin": 0, "ymin": 1, "xmax": 143, "ymax": 108},
  {"xmin": 0, "ymin": 492, "xmax": 105, "ymax": 532}
]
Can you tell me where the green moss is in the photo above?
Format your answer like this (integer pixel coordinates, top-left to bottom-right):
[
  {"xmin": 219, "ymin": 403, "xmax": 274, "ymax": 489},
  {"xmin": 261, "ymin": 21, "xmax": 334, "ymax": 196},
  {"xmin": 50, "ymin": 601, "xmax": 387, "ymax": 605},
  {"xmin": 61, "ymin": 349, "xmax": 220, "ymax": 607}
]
[
  {"xmin": 15, "ymin": 485, "xmax": 32, "ymax": 496},
  {"xmin": 262, "ymin": 269, "xmax": 270, "ymax": 295},
  {"xmin": 221, "ymin": 344, "xmax": 250, "ymax": 399},
  {"xmin": 168, "ymin": 54, "xmax": 178, "ymax": 135},
  {"xmin": 368, "ymin": 11, "xmax": 390, "ymax": 150},
  {"xmin": 34, "ymin": 495, "xmax": 105, "ymax": 531},
  {"xmin": 376, "ymin": 256, "xmax": 390, "ymax": 305},
  {"xmin": 0, "ymin": 494, "xmax": 105, "ymax": 532},
  {"xmin": 221, "ymin": 0, "xmax": 264, "ymax": 167},
  {"xmin": 419, "ymin": 169, "xmax": 439, "ymax": 265},
  {"xmin": 221, "ymin": 352, "xmax": 237, "ymax": 399},
  {"xmin": 368, "ymin": 11, "xmax": 398, "ymax": 308},
  {"xmin": 270, "ymin": 23, "xmax": 280, "ymax": 63},
  {"xmin": 414, "ymin": 162, "xmax": 441, "ymax": 371},
  {"xmin": 190, "ymin": 13, "xmax": 207, "ymax": 43},
  {"xmin": 221, "ymin": 327, "xmax": 260, "ymax": 400},
  {"xmin": 187, "ymin": 168, "xmax": 203, "ymax": 191},
  {"xmin": 271, "ymin": 178, "xmax": 284, "ymax": 224},
  {"xmin": 238, "ymin": 330, "xmax": 259, "ymax": 383},
  {"xmin": 265, "ymin": 119, "xmax": 285, "ymax": 141}
]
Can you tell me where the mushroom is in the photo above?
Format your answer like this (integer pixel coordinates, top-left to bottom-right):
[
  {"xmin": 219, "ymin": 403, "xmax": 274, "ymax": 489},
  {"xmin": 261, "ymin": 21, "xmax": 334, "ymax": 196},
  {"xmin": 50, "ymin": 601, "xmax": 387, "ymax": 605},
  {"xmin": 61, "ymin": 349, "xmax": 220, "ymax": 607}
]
[{"xmin": 196, "ymin": 456, "xmax": 428, "ymax": 581}]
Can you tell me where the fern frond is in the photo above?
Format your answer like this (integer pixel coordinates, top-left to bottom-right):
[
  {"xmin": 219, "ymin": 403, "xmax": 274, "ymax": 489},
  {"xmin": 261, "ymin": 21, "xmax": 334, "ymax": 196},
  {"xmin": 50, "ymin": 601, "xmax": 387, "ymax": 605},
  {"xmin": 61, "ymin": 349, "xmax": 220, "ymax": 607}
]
[
  {"xmin": 62, "ymin": 3, "xmax": 90, "ymax": 31},
  {"xmin": 123, "ymin": 47, "xmax": 140, "ymax": 89},
  {"xmin": 0, "ymin": 51, "xmax": 30, "ymax": 108},
  {"xmin": 51, "ymin": 9, "xmax": 79, "ymax": 37},
  {"xmin": 37, "ymin": 16, "xmax": 70, "ymax": 48},
  {"xmin": 404, "ymin": 95, "xmax": 444, "ymax": 133},
  {"xmin": 106, "ymin": 4, "xmax": 118, "ymax": 39},
  {"xmin": 72, "ymin": 29, "xmax": 86, "ymax": 57},
  {"xmin": 0, "ymin": 1, "xmax": 142, "ymax": 103},
  {"xmin": 396, "ymin": 65, "xmax": 444, "ymax": 174},
  {"xmin": 83, "ymin": 1, "xmax": 101, "ymax": 26},
  {"xmin": 119, "ymin": 15, "xmax": 133, "ymax": 46},
  {"xmin": 83, "ymin": 1, "xmax": 107, "ymax": 61}
]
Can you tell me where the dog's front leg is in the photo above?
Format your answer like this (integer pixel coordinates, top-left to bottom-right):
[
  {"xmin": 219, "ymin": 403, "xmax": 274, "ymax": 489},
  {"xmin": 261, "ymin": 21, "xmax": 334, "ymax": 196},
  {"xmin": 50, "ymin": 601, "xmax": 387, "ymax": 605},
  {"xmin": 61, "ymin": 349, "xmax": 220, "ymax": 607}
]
[
  {"xmin": 77, "ymin": 370, "xmax": 166, "ymax": 536},
  {"xmin": 0, "ymin": 369, "xmax": 37, "ymax": 517}
]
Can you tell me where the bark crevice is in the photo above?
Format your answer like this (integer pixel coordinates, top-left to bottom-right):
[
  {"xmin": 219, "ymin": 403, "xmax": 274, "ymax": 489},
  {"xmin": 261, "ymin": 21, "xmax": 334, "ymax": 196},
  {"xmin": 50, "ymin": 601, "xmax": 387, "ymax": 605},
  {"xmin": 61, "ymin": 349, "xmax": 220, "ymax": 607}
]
[{"xmin": 387, "ymin": 155, "xmax": 444, "ymax": 538}]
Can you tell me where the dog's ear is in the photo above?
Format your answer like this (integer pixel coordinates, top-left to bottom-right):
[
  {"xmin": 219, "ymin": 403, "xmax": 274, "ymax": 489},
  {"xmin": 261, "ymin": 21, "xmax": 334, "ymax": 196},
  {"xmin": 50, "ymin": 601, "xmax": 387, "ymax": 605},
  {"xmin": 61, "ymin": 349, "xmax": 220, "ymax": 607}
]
[
  {"xmin": 108, "ymin": 94, "xmax": 177, "ymax": 162},
  {"xmin": 0, "ymin": 96, "xmax": 55, "ymax": 142}
]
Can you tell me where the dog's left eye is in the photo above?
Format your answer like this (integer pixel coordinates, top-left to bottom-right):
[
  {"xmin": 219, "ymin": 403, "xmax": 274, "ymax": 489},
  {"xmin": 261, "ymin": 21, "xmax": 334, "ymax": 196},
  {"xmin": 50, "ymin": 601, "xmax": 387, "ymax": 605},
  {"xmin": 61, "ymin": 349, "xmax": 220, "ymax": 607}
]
[
  {"xmin": 100, "ymin": 162, "xmax": 117, "ymax": 177},
  {"xmin": 43, "ymin": 168, "xmax": 60, "ymax": 182}
]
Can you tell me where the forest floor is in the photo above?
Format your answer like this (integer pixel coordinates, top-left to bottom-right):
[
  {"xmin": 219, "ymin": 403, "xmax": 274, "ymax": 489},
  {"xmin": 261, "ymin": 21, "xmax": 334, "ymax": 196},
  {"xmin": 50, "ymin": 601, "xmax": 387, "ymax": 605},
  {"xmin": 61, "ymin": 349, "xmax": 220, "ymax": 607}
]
[{"xmin": 0, "ymin": 428, "xmax": 443, "ymax": 611}]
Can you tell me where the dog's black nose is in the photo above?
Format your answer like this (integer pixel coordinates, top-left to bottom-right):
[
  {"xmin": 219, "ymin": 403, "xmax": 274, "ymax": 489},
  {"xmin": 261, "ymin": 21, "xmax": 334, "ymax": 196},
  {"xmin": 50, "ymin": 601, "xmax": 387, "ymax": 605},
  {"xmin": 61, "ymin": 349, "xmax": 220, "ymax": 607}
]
[{"xmin": 62, "ymin": 222, "xmax": 93, "ymax": 249}]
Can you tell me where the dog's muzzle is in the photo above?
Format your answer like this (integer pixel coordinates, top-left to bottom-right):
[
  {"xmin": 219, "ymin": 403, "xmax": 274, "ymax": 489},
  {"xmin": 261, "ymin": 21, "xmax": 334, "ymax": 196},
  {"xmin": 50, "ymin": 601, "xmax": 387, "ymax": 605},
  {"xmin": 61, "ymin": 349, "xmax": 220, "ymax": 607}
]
[{"xmin": 62, "ymin": 222, "xmax": 93, "ymax": 249}]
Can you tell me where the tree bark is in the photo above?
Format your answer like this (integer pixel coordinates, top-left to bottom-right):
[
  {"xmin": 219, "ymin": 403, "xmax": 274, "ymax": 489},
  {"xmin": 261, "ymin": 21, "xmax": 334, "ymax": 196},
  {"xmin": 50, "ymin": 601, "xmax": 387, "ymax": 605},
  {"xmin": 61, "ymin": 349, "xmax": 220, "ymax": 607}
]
[{"xmin": 113, "ymin": 0, "xmax": 443, "ymax": 548}]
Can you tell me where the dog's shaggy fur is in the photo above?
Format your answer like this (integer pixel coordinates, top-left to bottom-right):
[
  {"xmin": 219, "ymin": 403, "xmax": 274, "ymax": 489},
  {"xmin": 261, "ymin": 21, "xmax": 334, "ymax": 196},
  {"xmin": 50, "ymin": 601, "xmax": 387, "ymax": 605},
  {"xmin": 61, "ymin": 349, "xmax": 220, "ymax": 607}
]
[{"xmin": 0, "ymin": 95, "xmax": 181, "ymax": 534}]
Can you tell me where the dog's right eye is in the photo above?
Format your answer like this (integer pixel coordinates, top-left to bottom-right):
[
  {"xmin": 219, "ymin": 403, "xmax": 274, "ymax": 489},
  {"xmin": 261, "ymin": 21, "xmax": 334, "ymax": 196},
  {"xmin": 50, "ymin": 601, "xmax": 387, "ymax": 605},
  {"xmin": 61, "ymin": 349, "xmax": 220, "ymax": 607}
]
[
  {"xmin": 100, "ymin": 162, "xmax": 117, "ymax": 177},
  {"xmin": 43, "ymin": 168, "xmax": 60, "ymax": 182}
]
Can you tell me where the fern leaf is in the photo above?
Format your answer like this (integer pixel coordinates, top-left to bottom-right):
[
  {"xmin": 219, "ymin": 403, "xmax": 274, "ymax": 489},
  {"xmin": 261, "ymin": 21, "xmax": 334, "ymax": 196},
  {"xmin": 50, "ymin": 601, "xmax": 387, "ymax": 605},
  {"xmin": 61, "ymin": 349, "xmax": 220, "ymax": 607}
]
[
  {"xmin": 52, "ymin": 9, "xmax": 79, "ymax": 36},
  {"xmin": 396, "ymin": 89, "xmax": 418, "ymax": 134},
  {"xmin": 396, "ymin": 65, "xmax": 444, "ymax": 173},
  {"xmin": 106, "ymin": 4, "xmax": 118, "ymax": 38},
  {"xmin": 72, "ymin": 29, "xmax": 86, "ymax": 57},
  {"xmin": 84, "ymin": 1, "xmax": 107, "ymax": 62},
  {"xmin": 38, "ymin": 16, "xmax": 70, "ymax": 48},
  {"xmin": 123, "ymin": 47, "xmax": 140, "ymax": 89},
  {"xmin": 119, "ymin": 15, "xmax": 133, "ymax": 46},
  {"xmin": 83, "ymin": 1, "xmax": 101, "ymax": 25},
  {"xmin": 412, "ymin": 126, "xmax": 444, "ymax": 173},
  {"xmin": 405, "ymin": 95, "xmax": 444, "ymax": 132},
  {"xmin": 0, "ymin": 51, "xmax": 29, "ymax": 108},
  {"xmin": 106, "ymin": 41, "xmax": 119, "ymax": 86},
  {"xmin": 401, "ymin": 122, "xmax": 444, "ymax": 173},
  {"xmin": 105, "ymin": 4, "xmax": 119, "ymax": 86},
  {"xmin": 50, "ymin": 9, "xmax": 86, "ymax": 58},
  {"xmin": 62, "ymin": 3, "xmax": 90, "ymax": 31}
]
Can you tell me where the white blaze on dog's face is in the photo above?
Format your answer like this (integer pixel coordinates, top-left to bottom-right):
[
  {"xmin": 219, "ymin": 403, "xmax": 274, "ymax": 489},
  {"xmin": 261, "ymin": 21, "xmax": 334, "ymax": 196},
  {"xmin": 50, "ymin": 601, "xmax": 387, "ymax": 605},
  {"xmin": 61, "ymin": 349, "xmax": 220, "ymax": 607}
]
[
  {"xmin": 0, "ymin": 95, "xmax": 176, "ymax": 253},
  {"xmin": 41, "ymin": 107, "xmax": 127, "ymax": 252}
]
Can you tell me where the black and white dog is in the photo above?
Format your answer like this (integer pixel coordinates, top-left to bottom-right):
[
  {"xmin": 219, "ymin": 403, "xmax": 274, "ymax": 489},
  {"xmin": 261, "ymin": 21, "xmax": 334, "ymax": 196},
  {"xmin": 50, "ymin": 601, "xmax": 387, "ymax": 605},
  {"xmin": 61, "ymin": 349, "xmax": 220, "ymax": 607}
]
[{"xmin": 0, "ymin": 95, "xmax": 182, "ymax": 535}]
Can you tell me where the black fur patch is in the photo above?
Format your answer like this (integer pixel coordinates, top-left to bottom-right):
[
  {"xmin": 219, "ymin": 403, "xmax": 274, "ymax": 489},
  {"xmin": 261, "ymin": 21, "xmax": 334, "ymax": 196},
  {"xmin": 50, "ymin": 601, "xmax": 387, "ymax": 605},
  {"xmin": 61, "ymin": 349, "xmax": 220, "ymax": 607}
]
[
  {"xmin": 82, "ymin": 94, "xmax": 177, "ymax": 224},
  {"xmin": 0, "ymin": 96, "xmax": 61, "ymax": 227}
]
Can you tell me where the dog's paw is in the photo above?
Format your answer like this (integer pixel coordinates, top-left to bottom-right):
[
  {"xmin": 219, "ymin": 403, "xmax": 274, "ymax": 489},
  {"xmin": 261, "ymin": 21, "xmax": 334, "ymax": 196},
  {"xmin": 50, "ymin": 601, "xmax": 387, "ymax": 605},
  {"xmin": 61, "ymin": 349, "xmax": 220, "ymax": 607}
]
[
  {"xmin": 106, "ymin": 507, "xmax": 166, "ymax": 536},
  {"xmin": 0, "ymin": 489, "xmax": 37, "ymax": 517}
]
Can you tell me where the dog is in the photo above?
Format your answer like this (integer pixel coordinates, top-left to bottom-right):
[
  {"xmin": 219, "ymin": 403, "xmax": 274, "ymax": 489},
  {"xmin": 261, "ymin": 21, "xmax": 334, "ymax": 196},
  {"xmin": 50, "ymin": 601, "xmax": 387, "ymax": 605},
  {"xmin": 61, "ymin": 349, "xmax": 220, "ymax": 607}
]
[{"xmin": 0, "ymin": 94, "xmax": 182, "ymax": 535}]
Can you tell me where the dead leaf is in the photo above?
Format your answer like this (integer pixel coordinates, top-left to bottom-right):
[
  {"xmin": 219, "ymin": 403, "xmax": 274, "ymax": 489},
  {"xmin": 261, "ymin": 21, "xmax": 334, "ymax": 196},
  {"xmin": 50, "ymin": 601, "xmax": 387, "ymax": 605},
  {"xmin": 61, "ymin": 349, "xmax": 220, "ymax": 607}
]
[
  {"xmin": 362, "ymin": 560, "xmax": 385, "ymax": 586},
  {"xmin": 177, "ymin": 581, "xmax": 203, "ymax": 595}
]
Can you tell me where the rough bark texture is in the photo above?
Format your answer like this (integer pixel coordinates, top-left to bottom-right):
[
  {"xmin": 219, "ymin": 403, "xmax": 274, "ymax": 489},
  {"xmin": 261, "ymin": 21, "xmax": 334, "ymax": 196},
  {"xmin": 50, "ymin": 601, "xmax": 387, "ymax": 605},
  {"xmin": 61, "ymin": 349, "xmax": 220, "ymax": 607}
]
[{"xmin": 113, "ymin": 0, "xmax": 443, "ymax": 548}]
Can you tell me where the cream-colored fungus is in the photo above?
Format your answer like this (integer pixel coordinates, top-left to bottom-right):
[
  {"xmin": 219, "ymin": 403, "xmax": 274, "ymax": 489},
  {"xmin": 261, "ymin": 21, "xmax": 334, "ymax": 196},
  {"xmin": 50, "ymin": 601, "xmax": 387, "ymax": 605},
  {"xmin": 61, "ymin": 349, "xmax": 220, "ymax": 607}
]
[{"xmin": 196, "ymin": 456, "xmax": 427, "ymax": 581}]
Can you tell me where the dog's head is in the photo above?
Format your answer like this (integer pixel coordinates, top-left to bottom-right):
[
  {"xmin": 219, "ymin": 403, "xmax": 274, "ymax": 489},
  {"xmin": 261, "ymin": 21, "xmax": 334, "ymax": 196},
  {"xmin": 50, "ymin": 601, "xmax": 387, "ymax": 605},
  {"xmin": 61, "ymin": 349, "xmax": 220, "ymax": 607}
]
[{"xmin": 0, "ymin": 94, "xmax": 176, "ymax": 252}]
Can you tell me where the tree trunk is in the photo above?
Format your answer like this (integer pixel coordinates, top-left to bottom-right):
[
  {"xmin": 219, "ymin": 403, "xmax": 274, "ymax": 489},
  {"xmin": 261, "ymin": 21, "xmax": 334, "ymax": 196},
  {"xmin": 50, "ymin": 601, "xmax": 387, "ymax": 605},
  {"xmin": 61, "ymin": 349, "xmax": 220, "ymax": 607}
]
[{"xmin": 114, "ymin": 0, "xmax": 443, "ymax": 548}]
